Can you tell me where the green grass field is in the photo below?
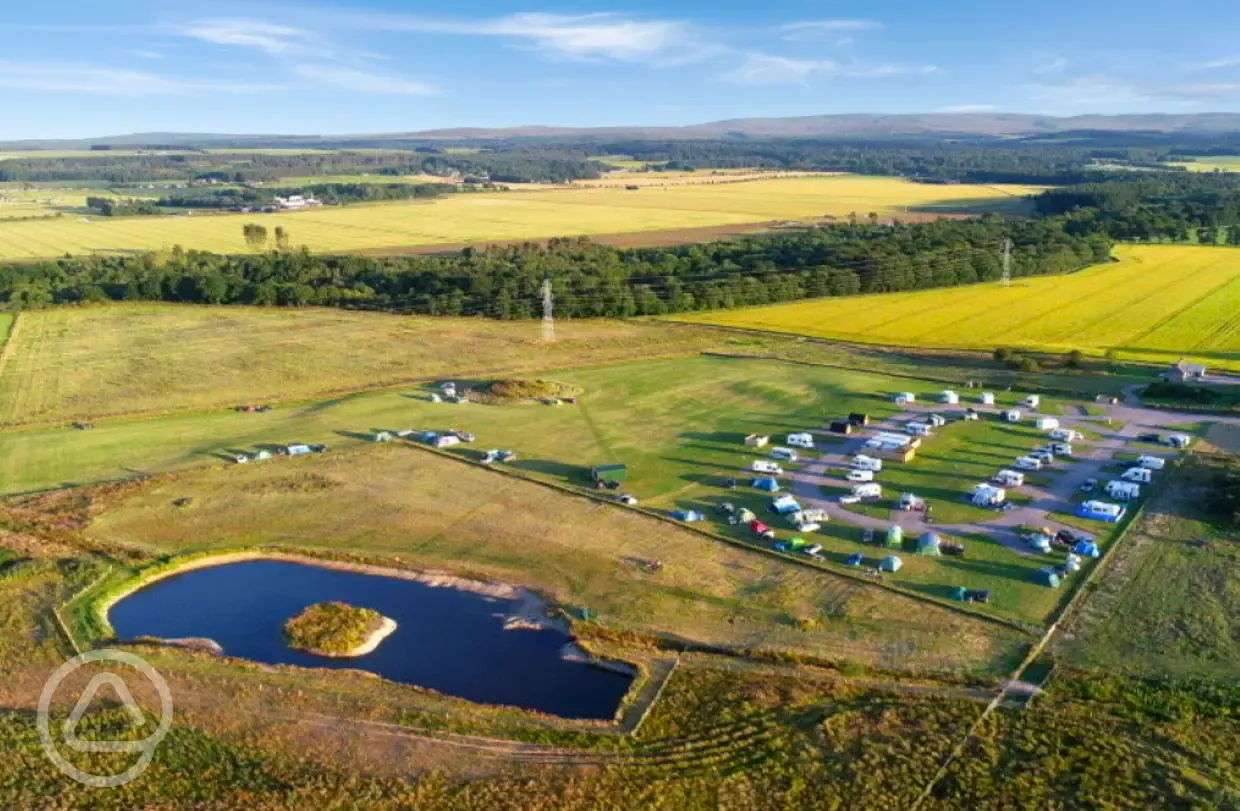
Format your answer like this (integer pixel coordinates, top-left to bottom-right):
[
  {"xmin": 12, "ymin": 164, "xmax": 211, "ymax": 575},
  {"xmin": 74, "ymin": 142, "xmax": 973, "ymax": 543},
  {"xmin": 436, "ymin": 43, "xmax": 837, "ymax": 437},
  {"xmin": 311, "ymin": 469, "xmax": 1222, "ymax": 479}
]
[
  {"xmin": 679, "ymin": 244, "xmax": 1240, "ymax": 371},
  {"xmin": 0, "ymin": 176, "xmax": 1038, "ymax": 258},
  {"xmin": 0, "ymin": 304, "xmax": 721, "ymax": 424},
  {"xmin": 1168, "ymin": 156, "xmax": 1240, "ymax": 172},
  {"xmin": 89, "ymin": 444, "xmax": 1020, "ymax": 671}
]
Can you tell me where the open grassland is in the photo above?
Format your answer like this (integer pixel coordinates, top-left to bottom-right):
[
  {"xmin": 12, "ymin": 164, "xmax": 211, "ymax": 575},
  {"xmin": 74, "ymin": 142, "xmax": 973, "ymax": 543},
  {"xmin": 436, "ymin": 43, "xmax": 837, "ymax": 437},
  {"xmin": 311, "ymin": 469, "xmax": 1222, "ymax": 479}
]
[
  {"xmin": 1058, "ymin": 456, "xmax": 1240, "ymax": 681},
  {"xmin": 680, "ymin": 244, "xmax": 1240, "ymax": 371},
  {"xmin": 89, "ymin": 445, "xmax": 1020, "ymax": 672},
  {"xmin": 0, "ymin": 304, "xmax": 720, "ymax": 424},
  {"xmin": 0, "ymin": 351, "xmax": 1095, "ymax": 624},
  {"xmin": 0, "ymin": 187, "xmax": 153, "ymax": 219},
  {"xmin": 1169, "ymin": 156, "xmax": 1240, "ymax": 172},
  {"xmin": 0, "ymin": 176, "xmax": 1038, "ymax": 259}
]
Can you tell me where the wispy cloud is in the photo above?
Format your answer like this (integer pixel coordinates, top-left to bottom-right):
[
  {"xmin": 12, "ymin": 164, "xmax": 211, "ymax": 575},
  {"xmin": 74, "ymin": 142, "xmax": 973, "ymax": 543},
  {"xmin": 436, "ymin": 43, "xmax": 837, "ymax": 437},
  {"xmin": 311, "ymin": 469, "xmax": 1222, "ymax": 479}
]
[
  {"xmin": 1032, "ymin": 55, "xmax": 1068, "ymax": 75},
  {"xmin": 1027, "ymin": 74, "xmax": 1240, "ymax": 106},
  {"xmin": 723, "ymin": 53, "xmax": 939, "ymax": 85},
  {"xmin": 176, "ymin": 18, "xmax": 317, "ymax": 57},
  {"xmin": 938, "ymin": 104, "xmax": 998, "ymax": 113},
  {"xmin": 355, "ymin": 12, "xmax": 711, "ymax": 65},
  {"xmin": 291, "ymin": 64, "xmax": 438, "ymax": 95},
  {"xmin": 126, "ymin": 50, "xmax": 165, "ymax": 60},
  {"xmin": 1190, "ymin": 56, "xmax": 1240, "ymax": 70},
  {"xmin": 0, "ymin": 61, "xmax": 276, "ymax": 95},
  {"xmin": 777, "ymin": 19, "xmax": 882, "ymax": 42}
]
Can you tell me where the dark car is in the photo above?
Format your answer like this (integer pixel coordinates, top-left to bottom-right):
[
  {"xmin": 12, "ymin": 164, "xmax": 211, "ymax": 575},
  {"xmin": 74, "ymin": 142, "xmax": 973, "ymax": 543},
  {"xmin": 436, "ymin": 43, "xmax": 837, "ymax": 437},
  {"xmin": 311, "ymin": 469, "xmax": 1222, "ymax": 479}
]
[
  {"xmin": 1138, "ymin": 433, "xmax": 1161, "ymax": 443},
  {"xmin": 1080, "ymin": 478, "xmax": 1098, "ymax": 492}
]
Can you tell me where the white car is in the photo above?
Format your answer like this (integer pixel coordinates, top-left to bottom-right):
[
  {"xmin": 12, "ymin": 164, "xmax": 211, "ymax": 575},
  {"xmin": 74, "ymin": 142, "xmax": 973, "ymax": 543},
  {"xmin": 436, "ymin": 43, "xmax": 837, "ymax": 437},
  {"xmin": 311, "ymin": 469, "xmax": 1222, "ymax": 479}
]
[{"xmin": 839, "ymin": 494, "xmax": 861, "ymax": 505}]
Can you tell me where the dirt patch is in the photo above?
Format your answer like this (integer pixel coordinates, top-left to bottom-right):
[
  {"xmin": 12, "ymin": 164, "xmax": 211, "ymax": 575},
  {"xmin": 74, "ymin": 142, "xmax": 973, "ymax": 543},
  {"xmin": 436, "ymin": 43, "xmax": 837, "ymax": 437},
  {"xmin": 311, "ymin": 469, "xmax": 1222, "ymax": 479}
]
[
  {"xmin": 254, "ymin": 473, "xmax": 342, "ymax": 494},
  {"xmin": 468, "ymin": 378, "xmax": 582, "ymax": 405}
]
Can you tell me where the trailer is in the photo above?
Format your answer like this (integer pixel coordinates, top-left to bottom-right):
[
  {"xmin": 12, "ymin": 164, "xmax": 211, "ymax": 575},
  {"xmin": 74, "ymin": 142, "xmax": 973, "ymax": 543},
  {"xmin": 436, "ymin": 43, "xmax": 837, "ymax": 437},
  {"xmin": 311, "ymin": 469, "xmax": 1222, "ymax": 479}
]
[{"xmin": 787, "ymin": 432, "xmax": 816, "ymax": 449}]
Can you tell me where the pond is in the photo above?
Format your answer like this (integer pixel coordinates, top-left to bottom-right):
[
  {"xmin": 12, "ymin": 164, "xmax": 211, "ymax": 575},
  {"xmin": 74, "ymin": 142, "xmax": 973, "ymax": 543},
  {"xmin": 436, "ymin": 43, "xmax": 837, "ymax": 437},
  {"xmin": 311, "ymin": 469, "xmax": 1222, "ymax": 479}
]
[{"xmin": 108, "ymin": 559, "xmax": 633, "ymax": 720}]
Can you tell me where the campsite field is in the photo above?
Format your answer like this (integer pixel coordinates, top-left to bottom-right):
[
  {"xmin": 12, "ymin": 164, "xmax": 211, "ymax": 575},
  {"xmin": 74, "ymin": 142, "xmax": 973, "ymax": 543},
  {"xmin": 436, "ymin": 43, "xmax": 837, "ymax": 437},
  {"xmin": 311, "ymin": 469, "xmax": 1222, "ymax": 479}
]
[
  {"xmin": 89, "ymin": 444, "xmax": 1021, "ymax": 671},
  {"xmin": 0, "ymin": 304, "xmax": 721, "ymax": 425},
  {"xmin": 0, "ymin": 176, "xmax": 1038, "ymax": 259},
  {"xmin": 678, "ymin": 244, "xmax": 1240, "ymax": 371}
]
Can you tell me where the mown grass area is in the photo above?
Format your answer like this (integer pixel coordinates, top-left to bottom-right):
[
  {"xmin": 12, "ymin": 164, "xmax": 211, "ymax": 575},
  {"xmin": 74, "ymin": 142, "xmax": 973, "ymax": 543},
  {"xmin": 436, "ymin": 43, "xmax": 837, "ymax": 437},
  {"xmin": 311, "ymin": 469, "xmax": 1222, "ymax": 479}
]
[
  {"xmin": 1058, "ymin": 456, "xmax": 1240, "ymax": 681},
  {"xmin": 0, "ymin": 176, "xmax": 1039, "ymax": 259},
  {"xmin": 88, "ymin": 444, "xmax": 1022, "ymax": 672},
  {"xmin": 679, "ymin": 244, "xmax": 1240, "ymax": 372},
  {"xmin": 0, "ymin": 303, "xmax": 722, "ymax": 425}
]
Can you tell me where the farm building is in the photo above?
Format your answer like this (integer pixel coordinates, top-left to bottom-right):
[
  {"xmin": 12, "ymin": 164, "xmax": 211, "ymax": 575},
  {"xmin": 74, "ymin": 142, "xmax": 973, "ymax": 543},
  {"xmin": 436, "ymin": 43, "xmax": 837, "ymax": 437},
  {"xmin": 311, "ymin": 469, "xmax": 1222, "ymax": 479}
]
[
  {"xmin": 980, "ymin": 392, "xmax": 995, "ymax": 405},
  {"xmin": 885, "ymin": 525, "xmax": 904, "ymax": 548},
  {"xmin": 879, "ymin": 555, "xmax": 903, "ymax": 573},
  {"xmin": 1001, "ymin": 409, "xmax": 1021, "ymax": 423},
  {"xmin": 916, "ymin": 533, "xmax": 943, "ymax": 556},
  {"xmin": 591, "ymin": 464, "xmax": 628, "ymax": 485},
  {"xmin": 1078, "ymin": 500, "xmax": 1126, "ymax": 522},
  {"xmin": 744, "ymin": 434, "xmax": 770, "ymax": 448},
  {"xmin": 787, "ymin": 432, "xmax": 816, "ymax": 448},
  {"xmin": 941, "ymin": 390, "xmax": 959, "ymax": 404},
  {"xmin": 1165, "ymin": 359, "xmax": 1207, "ymax": 383},
  {"xmin": 1036, "ymin": 417, "xmax": 1060, "ymax": 431},
  {"xmin": 971, "ymin": 484, "xmax": 1006, "ymax": 507},
  {"xmin": 1034, "ymin": 567, "xmax": 1062, "ymax": 589},
  {"xmin": 829, "ymin": 420, "xmax": 854, "ymax": 435},
  {"xmin": 752, "ymin": 477, "xmax": 781, "ymax": 493}
]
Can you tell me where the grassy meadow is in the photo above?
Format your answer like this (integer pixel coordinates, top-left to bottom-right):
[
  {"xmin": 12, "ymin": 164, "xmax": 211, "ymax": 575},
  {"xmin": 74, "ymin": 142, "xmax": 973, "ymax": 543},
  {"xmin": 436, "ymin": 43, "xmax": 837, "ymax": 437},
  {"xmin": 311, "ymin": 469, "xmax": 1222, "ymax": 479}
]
[
  {"xmin": 0, "ymin": 304, "xmax": 721, "ymax": 424},
  {"xmin": 679, "ymin": 244, "xmax": 1240, "ymax": 371},
  {"xmin": 1169, "ymin": 156, "xmax": 1240, "ymax": 172},
  {"xmin": 0, "ymin": 176, "xmax": 1038, "ymax": 258},
  {"xmin": 89, "ymin": 444, "xmax": 1021, "ymax": 671}
]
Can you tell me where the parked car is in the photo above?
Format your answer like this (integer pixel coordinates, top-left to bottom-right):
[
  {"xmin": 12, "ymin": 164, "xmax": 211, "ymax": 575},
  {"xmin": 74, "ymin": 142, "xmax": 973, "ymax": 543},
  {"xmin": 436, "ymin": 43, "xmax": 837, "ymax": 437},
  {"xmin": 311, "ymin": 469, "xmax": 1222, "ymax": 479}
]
[
  {"xmin": 1080, "ymin": 478, "xmax": 1098, "ymax": 493},
  {"xmin": 1138, "ymin": 433, "xmax": 1161, "ymax": 443},
  {"xmin": 839, "ymin": 494, "xmax": 861, "ymax": 505}
]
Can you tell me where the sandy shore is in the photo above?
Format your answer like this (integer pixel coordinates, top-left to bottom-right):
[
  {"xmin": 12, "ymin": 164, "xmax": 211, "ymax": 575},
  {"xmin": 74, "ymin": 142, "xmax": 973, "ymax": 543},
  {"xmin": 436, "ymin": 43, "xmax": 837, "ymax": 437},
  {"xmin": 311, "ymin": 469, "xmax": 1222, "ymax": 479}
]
[{"xmin": 296, "ymin": 616, "xmax": 399, "ymax": 659}]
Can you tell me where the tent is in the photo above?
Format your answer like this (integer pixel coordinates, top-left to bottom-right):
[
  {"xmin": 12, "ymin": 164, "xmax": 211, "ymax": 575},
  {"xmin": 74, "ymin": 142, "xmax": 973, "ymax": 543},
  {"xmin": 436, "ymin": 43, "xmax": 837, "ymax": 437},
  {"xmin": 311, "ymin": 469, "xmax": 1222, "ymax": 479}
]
[
  {"xmin": 846, "ymin": 552, "xmax": 864, "ymax": 567},
  {"xmin": 671, "ymin": 510, "xmax": 704, "ymax": 523},
  {"xmin": 917, "ymin": 532, "xmax": 943, "ymax": 556},
  {"xmin": 752, "ymin": 477, "xmax": 781, "ymax": 493},
  {"xmin": 879, "ymin": 555, "xmax": 903, "ymax": 573},
  {"xmin": 772, "ymin": 495, "xmax": 802, "ymax": 515},
  {"xmin": 1073, "ymin": 540, "xmax": 1101, "ymax": 558},
  {"xmin": 885, "ymin": 525, "xmax": 904, "ymax": 548},
  {"xmin": 1028, "ymin": 533, "xmax": 1053, "ymax": 553},
  {"xmin": 1034, "ymin": 567, "xmax": 1062, "ymax": 588},
  {"xmin": 951, "ymin": 586, "xmax": 968, "ymax": 602}
]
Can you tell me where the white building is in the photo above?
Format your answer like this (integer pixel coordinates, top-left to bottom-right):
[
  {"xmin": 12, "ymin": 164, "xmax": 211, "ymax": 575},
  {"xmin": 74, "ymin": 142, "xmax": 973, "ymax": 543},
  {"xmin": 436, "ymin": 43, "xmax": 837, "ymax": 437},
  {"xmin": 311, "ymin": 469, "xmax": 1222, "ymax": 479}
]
[{"xmin": 274, "ymin": 194, "xmax": 323, "ymax": 210}]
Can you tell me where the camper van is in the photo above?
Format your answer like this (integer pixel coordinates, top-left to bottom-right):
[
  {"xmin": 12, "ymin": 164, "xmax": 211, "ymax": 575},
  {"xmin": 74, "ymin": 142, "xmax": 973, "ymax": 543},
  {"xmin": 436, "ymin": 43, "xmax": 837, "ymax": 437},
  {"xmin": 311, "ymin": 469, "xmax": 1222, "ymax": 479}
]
[
  {"xmin": 1023, "ymin": 395, "xmax": 1041, "ymax": 409},
  {"xmin": 941, "ymin": 390, "xmax": 959, "ymax": 404},
  {"xmin": 894, "ymin": 392, "xmax": 916, "ymax": 404},
  {"xmin": 927, "ymin": 414, "xmax": 948, "ymax": 428},
  {"xmin": 852, "ymin": 455, "xmax": 883, "ymax": 472},
  {"xmin": 1049, "ymin": 442, "xmax": 1073, "ymax": 457},
  {"xmin": 1002, "ymin": 410, "xmax": 1022, "ymax": 423},
  {"xmin": 751, "ymin": 460, "xmax": 785, "ymax": 475},
  {"xmin": 905, "ymin": 422, "xmax": 933, "ymax": 437},
  {"xmin": 1122, "ymin": 466, "xmax": 1152, "ymax": 483},
  {"xmin": 1050, "ymin": 428, "xmax": 1083, "ymax": 442},
  {"xmin": 851, "ymin": 482, "xmax": 882, "ymax": 500},
  {"xmin": 1165, "ymin": 434, "xmax": 1192, "ymax": 449},
  {"xmin": 770, "ymin": 447, "xmax": 799, "ymax": 463},
  {"xmin": 972, "ymin": 484, "xmax": 1005, "ymax": 507},
  {"xmin": 1138, "ymin": 455, "xmax": 1167, "ymax": 471},
  {"xmin": 846, "ymin": 469, "xmax": 875, "ymax": 483},
  {"xmin": 1015, "ymin": 456, "xmax": 1043, "ymax": 471},
  {"xmin": 994, "ymin": 469, "xmax": 1025, "ymax": 487},
  {"xmin": 1035, "ymin": 417, "xmax": 1060, "ymax": 431},
  {"xmin": 786, "ymin": 432, "xmax": 815, "ymax": 449},
  {"xmin": 1105, "ymin": 480, "xmax": 1141, "ymax": 501}
]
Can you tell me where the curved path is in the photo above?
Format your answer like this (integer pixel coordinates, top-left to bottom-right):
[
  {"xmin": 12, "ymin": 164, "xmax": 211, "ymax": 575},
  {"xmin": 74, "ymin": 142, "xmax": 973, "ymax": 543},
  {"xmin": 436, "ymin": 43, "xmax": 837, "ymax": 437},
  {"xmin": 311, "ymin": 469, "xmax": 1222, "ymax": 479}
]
[{"xmin": 783, "ymin": 388, "xmax": 1240, "ymax": 552}]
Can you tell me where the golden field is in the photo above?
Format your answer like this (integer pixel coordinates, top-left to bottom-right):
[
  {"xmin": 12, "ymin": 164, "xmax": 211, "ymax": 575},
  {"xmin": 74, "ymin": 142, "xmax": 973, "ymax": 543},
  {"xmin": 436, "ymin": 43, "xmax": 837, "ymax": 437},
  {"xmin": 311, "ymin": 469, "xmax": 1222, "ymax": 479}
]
[
  {"xmin": 0, "ymin": 175, "xmax": 1038, "ymax": 258},
  {"xmin": 677, "ymin": 244, "xmax": 1240, "ymax": 370}
]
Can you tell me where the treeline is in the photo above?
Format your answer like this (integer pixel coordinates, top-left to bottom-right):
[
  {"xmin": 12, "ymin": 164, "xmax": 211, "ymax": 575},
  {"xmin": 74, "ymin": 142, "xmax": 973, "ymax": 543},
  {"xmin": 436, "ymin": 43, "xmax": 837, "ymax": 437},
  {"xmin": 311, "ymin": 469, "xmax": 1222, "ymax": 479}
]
[
  {"xmin": 0, "ymin": 149, "xmax": 603, "ymax": 185},
  {"xmin": 84, "ymin": 197, "xmax": 160, "ymax": 217},
  {"xmin": 1036, "ymin": 172, "xmax": 1240, "ymax": 241},
  {"xmin": 0, "ymin": 215, "xmax": 1108, "ymax": 316},
  {"xmin": 157, "ymin": 182, "xmax": 473, "ymax": 211}
]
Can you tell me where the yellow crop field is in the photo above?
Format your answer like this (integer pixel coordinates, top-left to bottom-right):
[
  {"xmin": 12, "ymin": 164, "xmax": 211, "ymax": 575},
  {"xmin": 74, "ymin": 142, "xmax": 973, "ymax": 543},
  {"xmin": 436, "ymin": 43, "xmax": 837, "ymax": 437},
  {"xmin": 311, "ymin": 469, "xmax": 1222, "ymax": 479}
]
[
  {"xmin": 1168, "ymin": 156, "xmax": 1240, "ymax": 173},
  {"xmin": 0, "ymin": 175, "xmax": 1037, "ymax": 259},
  {"xmin": 678, "ymin": 244, "xmax": 1240, "ymax": 370}
]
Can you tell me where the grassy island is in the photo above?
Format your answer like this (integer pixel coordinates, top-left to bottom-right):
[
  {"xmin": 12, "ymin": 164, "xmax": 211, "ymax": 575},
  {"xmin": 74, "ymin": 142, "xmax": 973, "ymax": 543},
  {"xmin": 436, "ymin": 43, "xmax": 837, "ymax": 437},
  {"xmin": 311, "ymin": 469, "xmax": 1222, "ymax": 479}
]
[{"xmin": 284, "ymin": 601, "xmax": 397, "ymax": 658}]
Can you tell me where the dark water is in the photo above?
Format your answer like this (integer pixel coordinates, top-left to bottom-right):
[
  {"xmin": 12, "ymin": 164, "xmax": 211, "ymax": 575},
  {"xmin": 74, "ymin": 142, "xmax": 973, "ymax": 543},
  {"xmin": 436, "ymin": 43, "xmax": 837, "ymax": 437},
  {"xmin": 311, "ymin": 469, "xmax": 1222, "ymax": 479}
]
[{"xmin": 108, "ymin": 560, "xmax": 633, "ymax": 720}]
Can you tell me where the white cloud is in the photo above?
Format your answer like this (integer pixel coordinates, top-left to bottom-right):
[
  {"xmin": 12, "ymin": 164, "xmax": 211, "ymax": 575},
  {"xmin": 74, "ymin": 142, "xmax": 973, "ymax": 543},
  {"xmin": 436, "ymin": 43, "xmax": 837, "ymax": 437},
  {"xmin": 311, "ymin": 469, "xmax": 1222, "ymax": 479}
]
[
  {"xmin": 777, "ymin": 19, "xmax": 882, "ymax": 41},
  {"xmin": 723, "ymin": 53, "xmax": 938, "ymax": 85},
  {"xmin": 1026, "ymin": 74, "xmax": 1240, "ymax": 106},
  {"xmin": 0, "ymin": 61, "xmax": 275, "ymax": 95},
  {"xmin": 1033, "ymin": 55, "xmax": 1068, "ymax": 75},
  {"xmin": 126, "ymin": 50, "xmax": 165, "ymax": 60},
  {"xmin": 176, "ymin": 18, "xmax": 316, "ymax": 57},
  {"xmin": 938, "ymin": 104, "xmax": 998, "ymax": 113},
  {"xmin": 291, "ymin": 64, "xmax": 438, "ymax": 95},
  {"xmin": 1191, "ymin": 56, "xmax": 1240, "ymax": 70},
  {"xmin": 345, "ymin": 12, "xmax": 712, "ymax": 65}
]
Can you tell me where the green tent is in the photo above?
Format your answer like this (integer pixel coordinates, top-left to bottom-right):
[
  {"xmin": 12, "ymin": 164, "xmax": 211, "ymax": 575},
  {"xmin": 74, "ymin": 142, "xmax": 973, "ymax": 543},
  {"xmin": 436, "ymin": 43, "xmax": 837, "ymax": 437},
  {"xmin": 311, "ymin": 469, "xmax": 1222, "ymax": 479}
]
[
  {"xmin": 917, "ymin": 532, "xmax": 943, "ymax": 557},
  {"xmin": 885, "ymin": 525, "xmax": 904, "ymax": 548}
]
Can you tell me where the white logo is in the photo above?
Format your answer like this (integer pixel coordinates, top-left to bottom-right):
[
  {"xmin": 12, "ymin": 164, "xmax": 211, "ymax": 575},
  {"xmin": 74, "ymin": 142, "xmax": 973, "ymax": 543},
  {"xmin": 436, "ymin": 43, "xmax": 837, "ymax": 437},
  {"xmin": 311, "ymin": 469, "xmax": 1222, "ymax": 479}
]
[{"xmin": 38, "ymin": 649, "xmax": 174, "ymax": 788}]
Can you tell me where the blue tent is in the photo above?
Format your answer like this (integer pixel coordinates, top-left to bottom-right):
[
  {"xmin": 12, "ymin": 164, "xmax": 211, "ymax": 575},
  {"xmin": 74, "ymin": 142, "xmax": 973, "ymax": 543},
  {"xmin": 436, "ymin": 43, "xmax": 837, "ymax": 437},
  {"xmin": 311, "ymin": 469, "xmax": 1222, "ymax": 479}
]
[
  {"xmin": 951, "ymin": 586, "xmax": 968, "ymax": 602},
  {"xmin": 846, "ymin": 552, "xmax": 864, "ymax": 567},
  {"xmin": 1034, "ymin": 567, "xmax": 1062, "ymax": 589},
  {"xmin": 671, "ymin": 509, "xmax": 704, "ymax": 523},
  {"xmin": 1073, "ymin": 540, "xmax": 1101, "ymax": 558},
  {"xmin": 917, "ymin": 532, "xmax": 943, "ymax": 556},
  {"xmin": 752, "ymin": 477, "xmax": 781, "ymax": 493},
  {"xmin": 879, "ymin": 555, "xmax": 903, "ymax": 573}
]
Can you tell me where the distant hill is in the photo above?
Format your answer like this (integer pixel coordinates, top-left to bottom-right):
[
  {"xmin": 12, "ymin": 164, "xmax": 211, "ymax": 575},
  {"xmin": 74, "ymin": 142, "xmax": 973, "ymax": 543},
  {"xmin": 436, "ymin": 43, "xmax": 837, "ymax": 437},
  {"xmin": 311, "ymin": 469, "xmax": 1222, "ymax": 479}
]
[{"xmin": 10, "ymin": 113, "xmax": 1240, "ymax": 149}]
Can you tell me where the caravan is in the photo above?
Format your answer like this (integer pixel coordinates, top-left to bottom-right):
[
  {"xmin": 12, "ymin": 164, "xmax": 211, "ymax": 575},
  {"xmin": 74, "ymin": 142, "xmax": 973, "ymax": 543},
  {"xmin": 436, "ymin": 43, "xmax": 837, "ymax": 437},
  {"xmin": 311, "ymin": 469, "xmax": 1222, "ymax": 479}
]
[
  {"xmin": 1138, "ymin": 455, "xmax": 1167, "ymax": 471},
  {"xmin": 751, "ymin": 460, "xmax": 785, "ymax": 475},
  {"xmin": 851, "ymin": 482, "xmax": 882, "ymax": 500},
  {"xmin": 1036, "ymin": 417, "xmax": 1060, "ymax": 431},
  {"xmin": 770, "ymin": 447, "xmax": 799, "ymax": 463},
  {"xmin": 980, "ymin": 392, "xmax": 996, "ymax": 406},
  {"xmin": 846, "ymin": 469, "xmax": 875, "ymax": 483},
  {"xmin": 971, "ymin": 483, "xmax": 1006, "ymax": 507},
  {"xmin": 1050, "ymin": 428, "xmax": 1083, "ymax": 442},
  {"xmin": 941, "ymin": 390, "xmax": 959, "ymax": 404},
  {"xmin": 1001, "ymin": 409, "xmax": 1022, "ymax": 423},
  {"xmin": 786, "ymin": 432, "xmax": 816, "ymax": 449},
  {"xmin": 1106, "ymin": 480, "xmax": 1141, "ymax": 501},
  {"xmin": 1023, "ymin": 395, "xmax": 1041, "ymax": 409},
  {"xmin": 905, "ymin": 422, "xmax": 933, "ymax": 437},
  {"xmin": 1122, "ymin": 466, "xmax": 1152, "ymax": 483},
  {"xmin": 994, "ymin": 469, "xmax": 1025, "ymax": 487},
  {"xmin": 1165, "ymin": 434, "xmax": 1192, "ymax": 449},
  {"xmin": 851, "ymin": 455, "xmax": 883, "ymax": 472}
]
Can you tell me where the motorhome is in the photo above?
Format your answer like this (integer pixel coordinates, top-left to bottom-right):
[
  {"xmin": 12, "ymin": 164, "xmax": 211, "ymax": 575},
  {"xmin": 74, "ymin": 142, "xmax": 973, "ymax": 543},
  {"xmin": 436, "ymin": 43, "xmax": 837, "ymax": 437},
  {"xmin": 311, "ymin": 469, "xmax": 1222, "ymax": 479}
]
[
  {"xmin": 770, "ymin": 447, "xmax": 799, "ymax": 463},
  {"xmin": 1122, "ymin": 467, "xmax": 1152, "ymax": 483},
  {"xmin": 851, "ymin": 455, "xmax": 883, "ymax": 472},
  {"xmin": 786, "ymin": 432, "xmax": 816, "ymax": 449},
  {"xmin": 1138, "ymin": 455, "xmax": 1167, "ymax": 471}
]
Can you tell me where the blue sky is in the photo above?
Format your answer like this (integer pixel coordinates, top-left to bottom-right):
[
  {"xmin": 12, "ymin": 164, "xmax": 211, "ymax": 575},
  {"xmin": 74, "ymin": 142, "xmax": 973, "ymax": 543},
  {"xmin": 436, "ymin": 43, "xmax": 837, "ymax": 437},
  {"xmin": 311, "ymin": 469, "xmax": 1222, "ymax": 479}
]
[{"xmin": 4, "ymin": 0, "xmax": 1240, "ymax": 139}]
